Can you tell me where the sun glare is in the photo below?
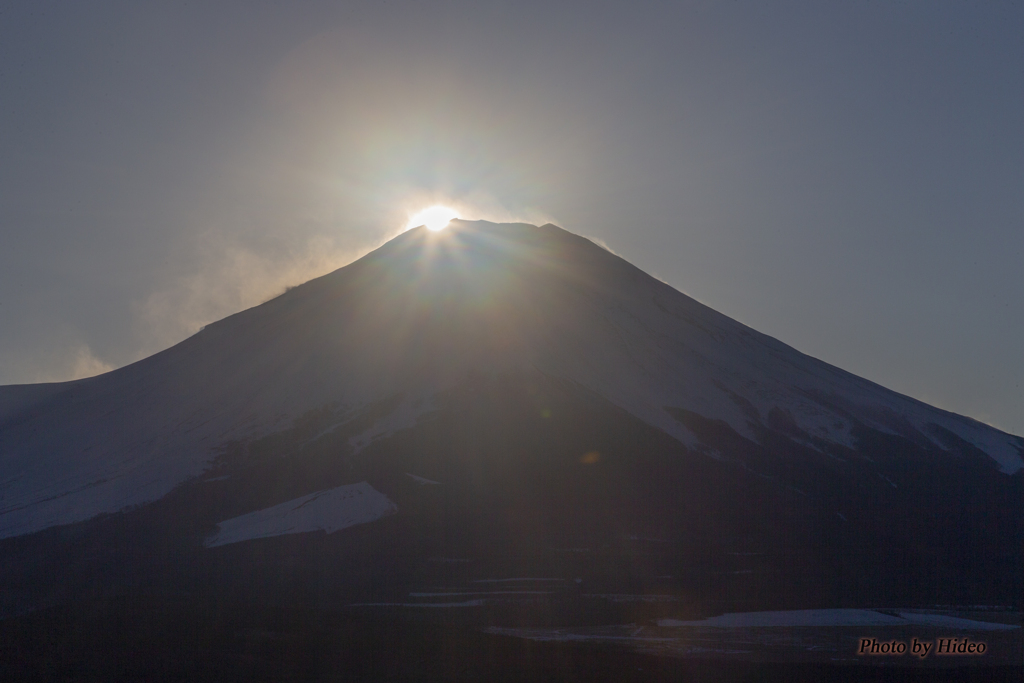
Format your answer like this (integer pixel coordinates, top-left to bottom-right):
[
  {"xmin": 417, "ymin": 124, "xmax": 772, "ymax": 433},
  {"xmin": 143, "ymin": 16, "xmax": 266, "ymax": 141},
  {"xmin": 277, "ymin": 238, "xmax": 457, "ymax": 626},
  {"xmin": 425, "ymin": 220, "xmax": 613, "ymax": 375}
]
[{"xmin": 407, "ymin": 205, "xmax": 459, "ymax": 232}]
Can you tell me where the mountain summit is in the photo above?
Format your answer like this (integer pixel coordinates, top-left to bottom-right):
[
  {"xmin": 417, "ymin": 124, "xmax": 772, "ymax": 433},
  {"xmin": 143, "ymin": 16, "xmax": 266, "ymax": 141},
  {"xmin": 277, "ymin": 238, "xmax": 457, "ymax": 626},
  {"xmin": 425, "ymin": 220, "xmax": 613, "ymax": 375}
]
[
  {"xmin": 2, "ymin": 220, "xmax": 1020, "ymax": 539},
  {"xmin": 1, "ymin": 220, "xmax": 1021, "ymax": 638}
]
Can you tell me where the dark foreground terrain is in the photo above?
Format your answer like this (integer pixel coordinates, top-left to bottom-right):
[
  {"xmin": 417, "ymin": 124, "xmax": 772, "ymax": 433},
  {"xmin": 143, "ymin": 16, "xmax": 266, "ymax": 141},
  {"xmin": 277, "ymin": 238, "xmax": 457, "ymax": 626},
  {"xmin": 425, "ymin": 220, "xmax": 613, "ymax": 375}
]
[{"xmin": 1, "ymin": 596, "xmax": 1020, "ymax": 683}]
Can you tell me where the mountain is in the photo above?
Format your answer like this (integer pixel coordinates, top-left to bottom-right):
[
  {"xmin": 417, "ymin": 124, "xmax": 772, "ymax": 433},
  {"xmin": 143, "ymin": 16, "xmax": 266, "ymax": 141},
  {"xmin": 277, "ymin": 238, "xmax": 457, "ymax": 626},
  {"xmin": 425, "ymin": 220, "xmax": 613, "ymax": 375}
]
[{"xmin": 1, "ymin": 220, "xmax": 1021, "ymax": 676}]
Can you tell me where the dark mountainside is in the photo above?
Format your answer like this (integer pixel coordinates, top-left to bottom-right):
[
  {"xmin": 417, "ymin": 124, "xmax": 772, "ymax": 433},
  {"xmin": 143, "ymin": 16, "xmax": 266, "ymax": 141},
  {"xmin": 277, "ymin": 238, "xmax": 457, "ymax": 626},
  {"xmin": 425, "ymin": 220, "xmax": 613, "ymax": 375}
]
[{"xmin": 0, "ymin": 221, "xmax": 1021, "ymax": 681}]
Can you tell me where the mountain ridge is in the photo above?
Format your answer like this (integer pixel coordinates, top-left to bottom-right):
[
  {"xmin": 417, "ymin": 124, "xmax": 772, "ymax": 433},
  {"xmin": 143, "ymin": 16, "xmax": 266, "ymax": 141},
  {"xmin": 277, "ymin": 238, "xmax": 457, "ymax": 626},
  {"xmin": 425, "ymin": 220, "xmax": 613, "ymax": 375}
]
[{"xmin": 1, "ymin": 219, "xmax": 1021, "ymax": 540}]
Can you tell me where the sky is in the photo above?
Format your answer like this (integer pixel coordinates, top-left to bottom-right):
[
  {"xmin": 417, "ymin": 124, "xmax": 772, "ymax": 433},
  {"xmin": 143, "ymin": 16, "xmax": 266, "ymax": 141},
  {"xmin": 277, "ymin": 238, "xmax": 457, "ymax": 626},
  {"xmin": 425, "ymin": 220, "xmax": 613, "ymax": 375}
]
[{"xmin": 1, "ymin": 1, "xmax": 1021, "ymax": 435}]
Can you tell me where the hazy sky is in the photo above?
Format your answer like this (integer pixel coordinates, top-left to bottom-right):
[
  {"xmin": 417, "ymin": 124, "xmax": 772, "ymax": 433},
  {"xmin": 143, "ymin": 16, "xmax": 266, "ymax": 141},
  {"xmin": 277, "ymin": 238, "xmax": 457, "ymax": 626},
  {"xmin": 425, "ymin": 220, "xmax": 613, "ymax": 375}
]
[{"xmin": 2, "ymin": 1, "xmax": 1022, "ymax": 435}]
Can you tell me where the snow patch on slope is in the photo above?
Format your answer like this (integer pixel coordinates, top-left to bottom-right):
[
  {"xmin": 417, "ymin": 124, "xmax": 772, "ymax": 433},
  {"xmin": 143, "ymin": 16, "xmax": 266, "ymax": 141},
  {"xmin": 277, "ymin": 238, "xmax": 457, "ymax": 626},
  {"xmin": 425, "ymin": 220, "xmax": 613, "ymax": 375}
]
[
  {"xmin": 349, "ymin": 395, "xmax": 438, "ymax": 452},
  {"xmin": 205, "ymin": 482, "xmax": 396, "ymax": 547},
  {"xmin": 533, "ymin": 265, "xmax": 1023, "ymax": 474}
]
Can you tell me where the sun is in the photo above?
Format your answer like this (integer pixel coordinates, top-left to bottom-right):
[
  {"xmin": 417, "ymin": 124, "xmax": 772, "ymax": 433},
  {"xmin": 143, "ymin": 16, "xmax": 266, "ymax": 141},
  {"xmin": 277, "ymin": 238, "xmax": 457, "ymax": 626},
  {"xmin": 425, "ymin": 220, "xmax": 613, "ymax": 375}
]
[{"xmin": 407, "ymin": 205, "xmax": 459, "ymax": 232}]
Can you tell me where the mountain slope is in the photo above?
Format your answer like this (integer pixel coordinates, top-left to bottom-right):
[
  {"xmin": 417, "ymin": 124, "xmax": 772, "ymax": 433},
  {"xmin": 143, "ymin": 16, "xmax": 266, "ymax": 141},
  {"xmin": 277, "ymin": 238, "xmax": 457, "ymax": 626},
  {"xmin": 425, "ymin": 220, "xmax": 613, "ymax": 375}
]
[{"xmin": 2, "ymin": 220, "xmax": 1020, "ymax": 542}]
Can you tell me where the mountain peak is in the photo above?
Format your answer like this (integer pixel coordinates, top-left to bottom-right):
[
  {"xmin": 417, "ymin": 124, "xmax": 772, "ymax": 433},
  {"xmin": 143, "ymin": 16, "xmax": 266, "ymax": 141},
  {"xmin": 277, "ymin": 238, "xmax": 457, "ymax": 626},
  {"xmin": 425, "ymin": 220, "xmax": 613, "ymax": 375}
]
[{"xmin": 1, "ymin": 221, "xmax": 1021, "ymax": 540}]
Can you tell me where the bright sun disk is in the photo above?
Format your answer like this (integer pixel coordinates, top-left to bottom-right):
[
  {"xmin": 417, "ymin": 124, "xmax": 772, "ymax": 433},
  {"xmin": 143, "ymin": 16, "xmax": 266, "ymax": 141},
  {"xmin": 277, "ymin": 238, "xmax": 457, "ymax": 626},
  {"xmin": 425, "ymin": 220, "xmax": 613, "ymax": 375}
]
[{"xmin": 408, "ymin": 205, "xmax": 459, "ymax": 232}]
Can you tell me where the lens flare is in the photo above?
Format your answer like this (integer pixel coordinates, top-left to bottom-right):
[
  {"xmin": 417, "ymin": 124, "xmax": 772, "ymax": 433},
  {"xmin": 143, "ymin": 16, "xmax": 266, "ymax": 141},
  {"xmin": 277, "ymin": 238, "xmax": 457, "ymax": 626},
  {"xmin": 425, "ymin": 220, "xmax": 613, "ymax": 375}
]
[{"xmin": 407, "ymin": 205, "xmax": 459, "ymax": 232}]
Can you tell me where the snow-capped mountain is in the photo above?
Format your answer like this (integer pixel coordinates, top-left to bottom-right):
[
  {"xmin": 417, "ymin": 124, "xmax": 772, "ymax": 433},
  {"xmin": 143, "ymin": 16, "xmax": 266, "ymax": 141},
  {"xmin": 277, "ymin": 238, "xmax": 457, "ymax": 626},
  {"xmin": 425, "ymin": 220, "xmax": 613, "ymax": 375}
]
[{"xmin": 1, "ymin": 220, "xmax": 1021, "ymax": 625}]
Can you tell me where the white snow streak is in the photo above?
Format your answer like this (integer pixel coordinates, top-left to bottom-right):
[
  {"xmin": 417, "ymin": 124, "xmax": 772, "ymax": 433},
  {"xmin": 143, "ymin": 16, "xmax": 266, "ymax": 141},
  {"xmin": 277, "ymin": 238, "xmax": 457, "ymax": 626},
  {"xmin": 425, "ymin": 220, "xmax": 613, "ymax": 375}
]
[
  {"xmin": 406, "ymin": 473, "xmax": 441, "ymax": 485},
  {"xmin": 896, "ymin": 612, "xmax": 1020, "ymax": 630},
  {"xmin": 658, "ymin": 610, "xmax": 906, "ymax": 628},
  {"xmin": 658, "ymin": 609, "xmax": 1019, "ymax": 629},
  {"xmin": 205, "ymin": 482, "xmax": 396, "ymax": 547}
]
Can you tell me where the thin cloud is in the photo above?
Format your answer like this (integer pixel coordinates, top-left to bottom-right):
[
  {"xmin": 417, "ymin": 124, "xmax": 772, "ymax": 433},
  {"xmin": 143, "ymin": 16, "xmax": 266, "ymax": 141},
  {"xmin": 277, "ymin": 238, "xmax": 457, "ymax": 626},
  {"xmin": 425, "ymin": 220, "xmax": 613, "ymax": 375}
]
[
  {"xmin": 15, "ymin": 342, "xmax": 116, "ymax": 384},
  {"xmin": 137, "ymin": 235, "xmax": 362, "ymax": 358}
]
